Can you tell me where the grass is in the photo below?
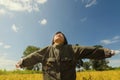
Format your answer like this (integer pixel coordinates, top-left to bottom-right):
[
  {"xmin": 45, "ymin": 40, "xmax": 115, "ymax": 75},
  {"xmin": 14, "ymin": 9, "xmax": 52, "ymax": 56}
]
[{"xmin": 0, "ymin": 70, "xmax": 120, "ymax": 80}]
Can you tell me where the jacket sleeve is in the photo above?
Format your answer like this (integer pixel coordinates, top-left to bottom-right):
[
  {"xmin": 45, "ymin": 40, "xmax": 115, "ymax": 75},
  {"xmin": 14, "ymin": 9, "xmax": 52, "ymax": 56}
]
[
  {"xmin": 19, "ymin": 46, "xmax": 48, "ymax": 68},
  {"xmin": 72, "ymin": 46, "xmax": 113, "ymax": 60}
]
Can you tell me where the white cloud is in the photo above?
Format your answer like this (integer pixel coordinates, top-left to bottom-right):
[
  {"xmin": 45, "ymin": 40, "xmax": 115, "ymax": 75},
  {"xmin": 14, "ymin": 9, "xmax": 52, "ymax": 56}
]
[
  {"xmin": 114, "ymin": 50, "xmax": 120, "ymax": 55},
  {"xmin": 0, "ymin": 54, "xmax": 17, "ymax": 70},
  {"xmin": 0, "ymin": 0, "xmax": 28, "ymax": 12},
  {"xmin": 39, "ymin": 19, "xmax": 47, "ymax": 25},
  {"xmin": 4, "ymin": 45, "xmax": 11, "ymax": 49},
  {"xmin": 100, "ymin": 36, "xmax": 120, "ymax": 45},
  {"xmin": 0, "ymin": 42, "xmax": 3, "ymax": 46},
  {"xmin": 0, "ymin": 41, "xmax": 12, "ymax": 49},
  {"xmin": 80, "ymin": 17, "xmax": 87, "ymax": 22},
  {"xmin": 12, "ymin": 24, "xmax": 19, "ymax": 32},
  {"xmin": 82, "ymin": 0, "xmax": 97, "ymax": 8},
  {"xmin": 113, "ymin": 36, "xmax": 120, "ymax": 40},
  {"xmin": 100, "ymin": 40, "xmax": 112, "ymax": 45},
  {"xmin": 0, "ymin": 42, "xmax": 12, "ymax": 49},
  {"xmin": 0, "ymin": 0, "xmax": 47, "ymax": 13},
  {"xmin": 0, "ymin": 9, "xmax": 6, "ymax": 15},
  {"xmin": 36, "ymin": 0, "xmax": 47, "ymax": 4}
]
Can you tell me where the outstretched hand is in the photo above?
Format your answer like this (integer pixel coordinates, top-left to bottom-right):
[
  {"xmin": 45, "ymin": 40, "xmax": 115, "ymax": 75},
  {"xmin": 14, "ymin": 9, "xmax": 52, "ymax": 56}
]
[
  {"xmin": 15, "ymin": 59, "xmax": 23, "ymax": 68},
  {"xmin": 111, "ymin": 50, "xmax": 115, "ymax": 56}
]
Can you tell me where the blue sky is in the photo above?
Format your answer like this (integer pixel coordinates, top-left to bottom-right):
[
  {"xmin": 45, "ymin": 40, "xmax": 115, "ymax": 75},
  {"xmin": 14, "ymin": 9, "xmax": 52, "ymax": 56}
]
[{"xmin": 0, "ymin": 0, "xmax": 120, "ymax": 70}]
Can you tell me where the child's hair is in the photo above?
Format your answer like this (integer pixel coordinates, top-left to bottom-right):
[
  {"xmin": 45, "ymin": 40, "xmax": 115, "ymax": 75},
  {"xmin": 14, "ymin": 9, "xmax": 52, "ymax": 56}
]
[{"xmin": 51, "ymin": 31, "xmax": 68, "ymax": 45}]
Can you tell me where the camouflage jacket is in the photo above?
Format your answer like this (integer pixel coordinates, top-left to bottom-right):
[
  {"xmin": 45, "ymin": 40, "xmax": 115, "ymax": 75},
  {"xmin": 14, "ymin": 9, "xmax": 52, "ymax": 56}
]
[{"xmin": 20, "ymin": 44, "xmax": 112, "ymax": 80}]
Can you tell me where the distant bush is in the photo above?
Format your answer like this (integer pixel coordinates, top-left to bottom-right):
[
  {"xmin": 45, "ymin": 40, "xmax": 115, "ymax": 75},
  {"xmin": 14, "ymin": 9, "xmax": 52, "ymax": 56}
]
[
  {"xmin": 12, "ymin": 70, "xmax": 42, "ymax": 74},
  {"xmin": 0, "ymin": 69, "xmax": 42, "ymax": 75},
  {"xmin": 0, "ymin": 69, "xmax": 9, "ymax": 75}
]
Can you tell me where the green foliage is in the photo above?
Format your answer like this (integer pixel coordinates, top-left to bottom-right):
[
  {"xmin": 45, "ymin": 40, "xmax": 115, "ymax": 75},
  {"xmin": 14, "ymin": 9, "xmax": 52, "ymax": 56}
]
[
  {"xmin": 76, "ymin": 59, "xmax": 83, "ymax": 68},
  {"xmin": 83, "ymin": 61, "xmax": 91, "ymax": 70},
  {"xmin": 110, "ymin": 67, "xmax": 120, "ymax": 70},
  {"xmin": 76, "ymin": 44, "xmax": 84, "ymax": 69},
  {"xmin": 90, "ymin": 45, "xmax": 110, "ymax": 71},
  {"xmin": 0, "ymin": 69, "xmax": 42, "ymax": 75},
  {"xmin": 93, "ymin": 45, "xmax": 103, "ymax": 48},
  {"xmin": 22, "ymin": 45, "xmax": 40, "ymax": 70},
  {"xmin": 0, "ymin": 69, "xmax": 7, "ymax": 75},
  {"xmin": 23, "ymin": 45, "xmax": 40, "ymax": 57},
  {"xmin": 12, "ymin": 70, "xmax": 42, "ymax": 74},
  {"xmin": 90, "ymin": 59, "xmax": 110, "ymax": 71}
]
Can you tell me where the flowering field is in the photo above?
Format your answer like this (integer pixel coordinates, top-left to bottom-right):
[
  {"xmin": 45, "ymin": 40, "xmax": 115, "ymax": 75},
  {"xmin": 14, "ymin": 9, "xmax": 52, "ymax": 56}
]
[
  {"xmin": 0, "ymin": 70, "xmax": 120, "ymax": 80},
  {"xmin": 76, "ymin": 70, "xmax": 120, "ymax": 80}
]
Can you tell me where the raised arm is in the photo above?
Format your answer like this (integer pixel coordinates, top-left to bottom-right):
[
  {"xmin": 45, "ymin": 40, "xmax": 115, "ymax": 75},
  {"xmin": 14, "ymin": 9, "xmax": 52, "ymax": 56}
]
[
  {"xmin": 72, "ymin": 46, "xmax": 115, "ymax": 60},
  {"xmin": 16, "ymin": 46, "xmax": 48, "ymax": 68}
]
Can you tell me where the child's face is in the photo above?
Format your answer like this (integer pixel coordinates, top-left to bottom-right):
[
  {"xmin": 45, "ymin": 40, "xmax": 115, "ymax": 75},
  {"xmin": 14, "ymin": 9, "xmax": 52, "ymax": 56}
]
[{"xmin": 53, "ymin": 33, "xmax": 65, "ymax": 44}]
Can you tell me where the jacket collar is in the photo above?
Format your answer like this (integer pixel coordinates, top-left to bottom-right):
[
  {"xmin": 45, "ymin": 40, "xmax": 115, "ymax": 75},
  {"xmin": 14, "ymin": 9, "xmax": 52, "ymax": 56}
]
[{"xmin": 53, "ymin": 44, "xmax": 64, "ymax": 49}]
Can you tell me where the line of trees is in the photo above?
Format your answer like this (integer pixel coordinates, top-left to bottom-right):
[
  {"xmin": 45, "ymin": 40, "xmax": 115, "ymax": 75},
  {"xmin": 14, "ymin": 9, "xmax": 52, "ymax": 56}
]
[{"xmin": 22, "ymin": 45, "xmax": 114, "ymax": 71}]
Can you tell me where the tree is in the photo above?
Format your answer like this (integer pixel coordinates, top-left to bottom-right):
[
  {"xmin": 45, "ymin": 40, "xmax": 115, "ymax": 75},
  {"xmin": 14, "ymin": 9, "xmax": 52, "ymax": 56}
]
[
  {"xmin": 90, "ymin": 45, "xmax": 110, "ymax": 71},
  {"xmin": 76, "ymin": 59, "xmax": 83, "ymax": 68},
  {"xmin": 90, "ymin": 59, "xmax": 109, "ymax": 71},
  {"xmin": 75, "ymin": 44, "xmax": 84, "ymax": 71},
  {"xmin": 23, "ymin": 45, "xmax": 40, "ymax": 57},
  {"xmin": 83, "ymin": 61, "xmax": 91, "ymax": 70},
  {"xmin": 22, "ymin": 45, "xmax": 41, "ymax": 70}
]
